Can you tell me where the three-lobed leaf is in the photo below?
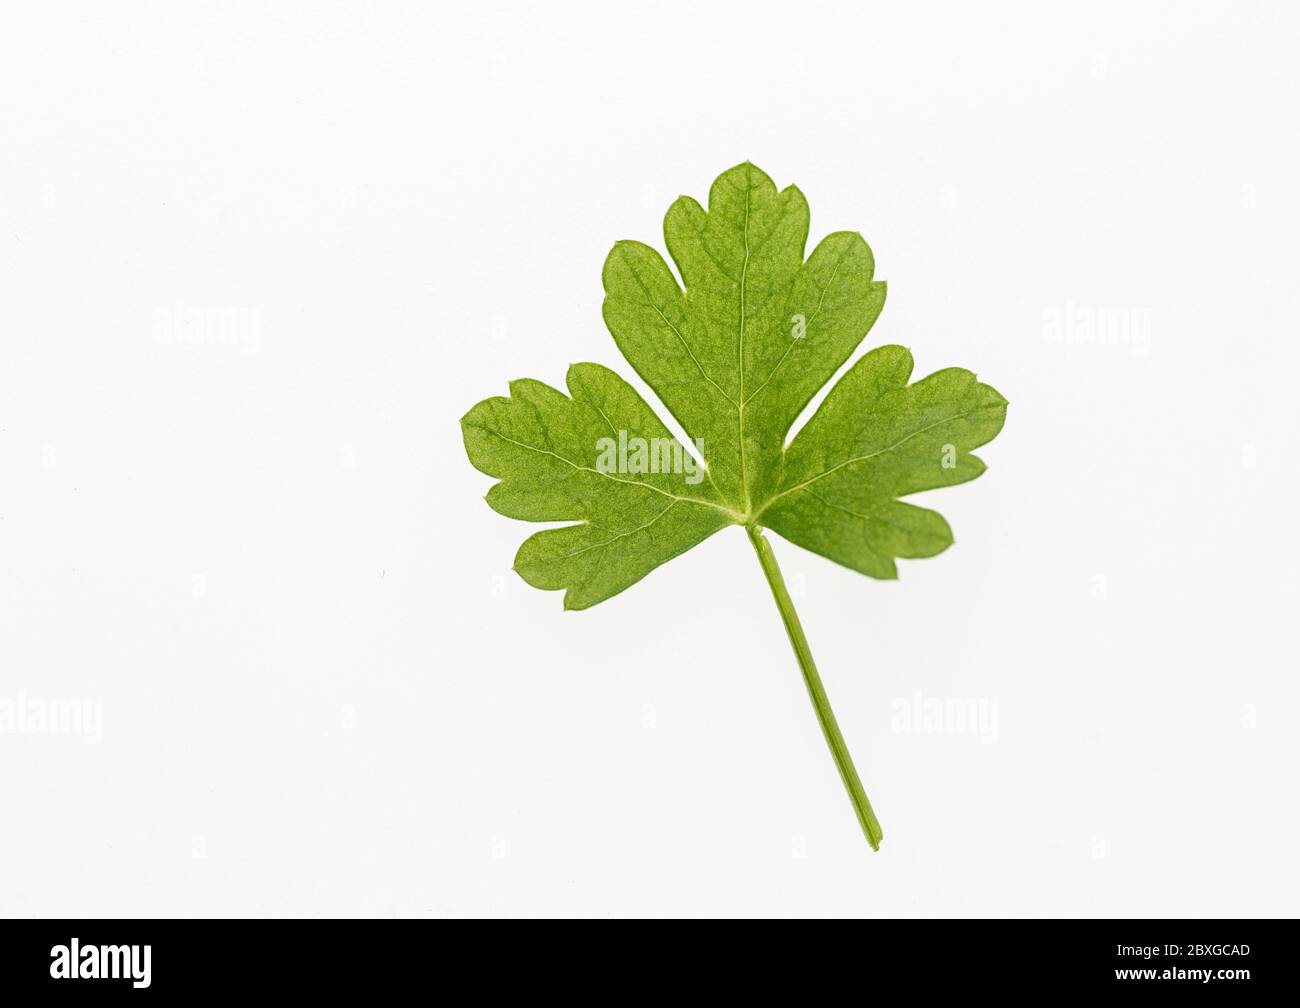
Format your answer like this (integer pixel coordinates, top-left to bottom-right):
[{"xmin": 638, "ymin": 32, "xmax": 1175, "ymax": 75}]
[{"xmin": 463, "ymin": 163, "xmax": 1006, "ymax": 608}]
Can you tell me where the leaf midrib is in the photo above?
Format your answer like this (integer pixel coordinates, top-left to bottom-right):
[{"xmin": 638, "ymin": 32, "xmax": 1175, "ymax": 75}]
[
  {"xmin": 754, "ymin": 404, "xmax": 994, "ymax": 520},
  {"xmin": 471, "ymin": 424, "xmax": 744, "ymax": 520},
  {"xmin": 737, "ymin": 171, "xmax": 753, "ymax": 513}
]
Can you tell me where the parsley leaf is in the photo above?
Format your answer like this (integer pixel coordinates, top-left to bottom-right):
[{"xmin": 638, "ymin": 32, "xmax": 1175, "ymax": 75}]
[{"xmin": 462, "ymin": 163, "xmax": 1007, "ymax": 849}]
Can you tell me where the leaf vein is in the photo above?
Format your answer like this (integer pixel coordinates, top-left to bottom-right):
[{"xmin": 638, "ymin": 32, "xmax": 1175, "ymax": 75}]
[
  {"xmin": 761, "ymin": 406, "xmax": 986, "ymax": 513},
  {"xmin": 469, "ymin": 424, "xmax": 741, "ymax": 518}
]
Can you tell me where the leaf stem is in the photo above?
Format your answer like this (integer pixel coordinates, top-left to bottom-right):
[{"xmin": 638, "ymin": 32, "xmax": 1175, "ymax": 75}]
[{"xmin": 746, "ymin": 524, "xmax": 884, "ymax": 851}]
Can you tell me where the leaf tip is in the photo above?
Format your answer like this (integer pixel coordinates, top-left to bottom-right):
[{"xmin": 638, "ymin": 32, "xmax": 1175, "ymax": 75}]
[{"xmin": 562, "ymin": 592, "xmax": 591, "ymax": 612}]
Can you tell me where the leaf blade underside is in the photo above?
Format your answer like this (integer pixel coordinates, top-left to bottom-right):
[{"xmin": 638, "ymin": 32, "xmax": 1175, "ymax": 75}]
[
  {"xmin": 463, "ymin": 163, "xmax": 1006, "ymax": 607},
  {"xmin": 461, "ymin": 362, "xmax": 732, "ymax": 609}
]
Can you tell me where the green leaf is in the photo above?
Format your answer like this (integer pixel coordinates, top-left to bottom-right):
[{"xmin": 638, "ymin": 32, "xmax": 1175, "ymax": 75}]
[
  {"xmin": 464, "ymin": 162, "xmax": 1004, "ymax": 606},
  {"xmin": 461, "ymin": 162, "xmax": 1009, "ymax": 850}
]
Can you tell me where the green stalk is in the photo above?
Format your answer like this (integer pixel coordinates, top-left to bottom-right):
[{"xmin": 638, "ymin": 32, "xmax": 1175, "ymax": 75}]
[{"xmin": 746, "ymin": 524, "xmax": 884, "ymax": 851}]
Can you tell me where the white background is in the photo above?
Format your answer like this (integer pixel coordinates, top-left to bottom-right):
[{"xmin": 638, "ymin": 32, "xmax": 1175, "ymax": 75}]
[{"xmin": 2, "ymin": 1, "xmax": 1297, "ymax": 918}]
